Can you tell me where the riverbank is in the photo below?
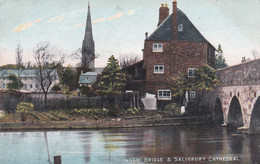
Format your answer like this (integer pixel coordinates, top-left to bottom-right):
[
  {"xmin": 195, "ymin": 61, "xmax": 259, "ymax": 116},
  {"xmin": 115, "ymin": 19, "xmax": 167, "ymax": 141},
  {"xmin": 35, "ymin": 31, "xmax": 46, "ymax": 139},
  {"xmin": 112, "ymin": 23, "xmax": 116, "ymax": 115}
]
[{"xmin": 0, "ymin": 116, "xmax": 208, "ymax": 131}]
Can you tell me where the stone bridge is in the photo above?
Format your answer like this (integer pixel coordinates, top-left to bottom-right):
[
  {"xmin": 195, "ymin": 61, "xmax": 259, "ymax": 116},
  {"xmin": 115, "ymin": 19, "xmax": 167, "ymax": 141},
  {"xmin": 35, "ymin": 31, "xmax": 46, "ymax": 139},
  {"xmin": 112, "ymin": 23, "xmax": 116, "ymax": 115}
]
[{"xmin": 206, "ymin": 58, "xmax": 260, "ymax": 132}]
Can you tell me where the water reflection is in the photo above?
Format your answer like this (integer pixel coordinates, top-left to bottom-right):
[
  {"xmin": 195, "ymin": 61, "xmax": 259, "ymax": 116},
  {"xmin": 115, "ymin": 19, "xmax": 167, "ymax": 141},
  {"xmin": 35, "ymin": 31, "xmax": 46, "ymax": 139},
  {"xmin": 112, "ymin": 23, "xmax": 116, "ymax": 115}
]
[{"xmin": 0, "ymin": 126, "xmax": 260, "ymax": 163}]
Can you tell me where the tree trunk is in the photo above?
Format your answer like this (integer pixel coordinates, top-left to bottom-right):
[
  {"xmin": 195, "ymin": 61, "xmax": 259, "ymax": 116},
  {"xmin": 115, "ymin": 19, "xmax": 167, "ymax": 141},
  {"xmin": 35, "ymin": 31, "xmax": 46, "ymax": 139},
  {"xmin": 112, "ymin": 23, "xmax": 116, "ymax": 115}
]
[{"xmin": 44, "ymin": 92, "xmax": 48, "ymax": 109}]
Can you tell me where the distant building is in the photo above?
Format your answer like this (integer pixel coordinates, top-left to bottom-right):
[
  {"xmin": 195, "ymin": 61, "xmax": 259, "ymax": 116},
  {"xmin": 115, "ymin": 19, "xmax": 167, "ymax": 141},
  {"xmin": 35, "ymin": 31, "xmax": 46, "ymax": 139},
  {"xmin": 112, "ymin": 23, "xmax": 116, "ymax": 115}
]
[
  {"xmin": 0, "ymin": 69, "xmax": 59, "ymax": 92},
  {"xmin": 82, "ymin": 2, "xmax": 95, "ymax": 69},
  {"xmin": 124, "ymin": 1, "xmax": 215, "ymax": 107},
  {"xmin": 78, "ymin": 68, "xmax": 103, "ymax": 86}
]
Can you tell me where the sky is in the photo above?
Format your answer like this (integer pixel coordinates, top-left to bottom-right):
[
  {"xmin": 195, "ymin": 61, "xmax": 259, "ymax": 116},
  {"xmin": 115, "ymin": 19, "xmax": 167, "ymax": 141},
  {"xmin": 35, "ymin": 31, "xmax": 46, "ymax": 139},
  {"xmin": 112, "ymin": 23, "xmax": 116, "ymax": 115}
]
[{"xmin": 0, "ymin": 0, "xmax": 260, "ymax": 67}]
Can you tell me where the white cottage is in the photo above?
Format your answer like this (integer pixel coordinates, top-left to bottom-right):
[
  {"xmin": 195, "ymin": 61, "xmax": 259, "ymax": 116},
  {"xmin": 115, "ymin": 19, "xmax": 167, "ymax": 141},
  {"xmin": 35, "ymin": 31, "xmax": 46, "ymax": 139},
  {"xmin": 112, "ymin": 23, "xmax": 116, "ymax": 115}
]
[{"xmin": 0, "ymin": 69, "xmax": 59, "ymax": 92}]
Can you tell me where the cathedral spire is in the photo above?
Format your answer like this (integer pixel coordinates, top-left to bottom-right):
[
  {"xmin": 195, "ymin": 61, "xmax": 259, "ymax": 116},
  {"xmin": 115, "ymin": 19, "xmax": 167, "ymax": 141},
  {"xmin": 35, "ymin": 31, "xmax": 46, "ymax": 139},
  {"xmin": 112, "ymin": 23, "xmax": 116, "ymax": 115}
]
[
  {"xmin": 84, "ymin": 2, "xmax": 93, "ymax": 40},
  {"xmin": 82, "ymin": 2, "xmax": 95, "ymax": 69}
]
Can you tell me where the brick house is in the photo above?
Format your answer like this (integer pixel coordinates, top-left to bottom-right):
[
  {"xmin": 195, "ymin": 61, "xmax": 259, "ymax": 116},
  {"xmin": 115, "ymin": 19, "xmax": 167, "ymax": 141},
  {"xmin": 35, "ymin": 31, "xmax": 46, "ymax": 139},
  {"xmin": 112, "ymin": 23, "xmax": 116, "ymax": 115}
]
[{"xmin": 124, "ymin": 1, "xmax": 215, "ymax": 108}]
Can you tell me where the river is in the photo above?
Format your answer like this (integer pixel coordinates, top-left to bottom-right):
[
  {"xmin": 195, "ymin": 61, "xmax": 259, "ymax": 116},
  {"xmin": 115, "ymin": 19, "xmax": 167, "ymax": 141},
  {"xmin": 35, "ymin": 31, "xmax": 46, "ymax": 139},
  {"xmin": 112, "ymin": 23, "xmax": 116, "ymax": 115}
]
[{"xmin": 0, "ymin": 125, "xmax": 259, "ymax": 164}]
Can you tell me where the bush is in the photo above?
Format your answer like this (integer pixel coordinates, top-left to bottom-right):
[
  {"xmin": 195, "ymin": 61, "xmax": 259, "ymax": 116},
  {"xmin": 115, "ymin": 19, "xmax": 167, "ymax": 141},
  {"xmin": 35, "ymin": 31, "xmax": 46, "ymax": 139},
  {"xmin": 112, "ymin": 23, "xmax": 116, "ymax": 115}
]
[
  {"xmin": 73, "ymin": 108, "xmax": 108, "ymax": 119},
  {"xmin": 51, "ymin": 84, "xmax": 62, "ymax": 91},
  {"xmin": 164, "ymin": 103, "xmax": 181, "ymax": 116},
  {"xmin": 125, "ymin": 108, "xmax": 139, "ymax": 115},
  {"xmin": 16, "ymin": 102, "xmax": 34, "ymax": 121}
]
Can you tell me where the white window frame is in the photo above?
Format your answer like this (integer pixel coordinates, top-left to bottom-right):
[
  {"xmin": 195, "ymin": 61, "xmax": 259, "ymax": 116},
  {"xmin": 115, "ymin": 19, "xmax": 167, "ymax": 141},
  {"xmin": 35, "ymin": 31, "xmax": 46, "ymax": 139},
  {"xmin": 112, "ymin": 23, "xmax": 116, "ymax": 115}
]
[
  {"xmin": 158, "ymin": 89, "xmax": 171, "ymax": 100},
  {"xmin": 190, "ymin": 91, "xmax": 196, "ymax": 98},
  {"xmin": 178, "ymin": 24, "xmax": 183, "ymax": 31},
  {"xmin": 154, "ymin": 65, "xmax": 164, "ymax": 74},
  {"xmin": 188, "ymin": 68, "xmax": 196, "ymax": 77},
  {"xmin": 153, "ymin": 43, "xmax": 163, "ymax": 52}
]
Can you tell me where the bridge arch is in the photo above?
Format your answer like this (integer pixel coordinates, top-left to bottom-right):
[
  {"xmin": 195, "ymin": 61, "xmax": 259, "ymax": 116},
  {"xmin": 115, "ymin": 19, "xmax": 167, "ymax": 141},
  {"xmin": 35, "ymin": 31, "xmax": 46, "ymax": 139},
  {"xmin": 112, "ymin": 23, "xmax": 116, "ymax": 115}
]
[
  {"xmin": 212, "ymin": 98, "xmax": 224, "ymax": 124},
  {"xmin": 250, "ymin": 97, "xmax": 260, "ymax": 132},
  {"xmin": 228, "ymin": 96, "xmax": 243, "ymax": 128}
]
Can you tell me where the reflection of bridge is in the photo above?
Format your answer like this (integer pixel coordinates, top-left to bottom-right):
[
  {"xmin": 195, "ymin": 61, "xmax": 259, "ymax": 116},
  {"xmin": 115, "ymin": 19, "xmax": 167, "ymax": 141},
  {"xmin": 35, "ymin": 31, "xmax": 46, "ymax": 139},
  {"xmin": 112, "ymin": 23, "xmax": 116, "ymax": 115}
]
[{"xmin": 207, "ymin": 59, "xmax": 260, "ymax": 132}]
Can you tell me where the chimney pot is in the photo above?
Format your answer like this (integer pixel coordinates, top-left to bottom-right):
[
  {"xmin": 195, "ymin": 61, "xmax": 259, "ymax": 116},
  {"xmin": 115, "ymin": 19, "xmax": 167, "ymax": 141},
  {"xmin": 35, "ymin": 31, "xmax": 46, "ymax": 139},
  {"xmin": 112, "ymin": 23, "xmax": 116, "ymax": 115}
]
[
  {"xmin": 145, "ymin": 32, "xmax": 148, "ymax": 39},
  {"xmin": 157, "ymin": 3, "xmax": 169, "ymax": 26}
]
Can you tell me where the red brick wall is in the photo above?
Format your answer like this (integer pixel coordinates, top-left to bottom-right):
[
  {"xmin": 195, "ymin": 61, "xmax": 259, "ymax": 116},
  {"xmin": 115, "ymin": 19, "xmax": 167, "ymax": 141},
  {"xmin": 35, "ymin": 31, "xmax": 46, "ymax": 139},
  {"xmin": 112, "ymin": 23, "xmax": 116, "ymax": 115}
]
[{"xmin": 142, "ymin": 40, "xmax": 213, "ymax": 104}]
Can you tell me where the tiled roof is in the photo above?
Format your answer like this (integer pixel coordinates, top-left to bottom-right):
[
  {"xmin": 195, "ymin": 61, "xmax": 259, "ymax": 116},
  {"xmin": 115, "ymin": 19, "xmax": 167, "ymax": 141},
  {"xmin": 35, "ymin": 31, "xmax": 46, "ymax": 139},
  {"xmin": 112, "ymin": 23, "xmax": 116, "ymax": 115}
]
[
  {"xmin": 0, "ymin": 69, "xmax": 57, "ymax": 78},
  {"xmin": 78, "ymin": 73, "xmax": 97, "ymax": 84},
  {"xmin": 147, "ymin": 9, "xmax": 208, "ymax": 42}
]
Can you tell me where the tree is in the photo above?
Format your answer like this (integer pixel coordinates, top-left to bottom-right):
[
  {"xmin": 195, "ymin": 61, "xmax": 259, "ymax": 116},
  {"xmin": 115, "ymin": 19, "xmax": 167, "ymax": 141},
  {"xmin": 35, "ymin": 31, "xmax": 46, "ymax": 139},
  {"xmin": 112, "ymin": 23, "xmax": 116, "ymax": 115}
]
[
  {"xmin": 16, "ymin": 102, "xmax": 34, "ymax": 121},
  {"xmin": 171, "ymin": 65, "xmax": 219, "ymax": 113},
  {"xmin": 119, "ymin": 53, "xmax": 140, "ymax": 68},
  {"xmin": 15, "ymin": 43, "xmax": 23, "ymax": 75},
  {"xmin": 33, "ymin": 42, "xmax": 65, "ymax": 107},
  {"xmin": 215, "ymin": 44, "xmax": 228, "ymax": 69},
  {"xmin": 70, "ymin": 48, "xmax": 99, "ymax": 67},
  {"xmin": 97, "ymin": 55, "xmax": 126, "ymax": 105},
  {"xmin": 61, "ymin": 66, "xmax": 78, "ymax": 90},
  {"xmin": 7, "ymin": 74, "xmax": 23, "ymax": 90}
]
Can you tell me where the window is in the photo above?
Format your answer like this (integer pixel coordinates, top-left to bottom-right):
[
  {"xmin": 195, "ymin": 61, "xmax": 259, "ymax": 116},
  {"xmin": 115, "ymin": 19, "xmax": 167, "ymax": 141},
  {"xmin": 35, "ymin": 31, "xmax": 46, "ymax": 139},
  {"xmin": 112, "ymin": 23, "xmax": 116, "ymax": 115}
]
[
  {"xmin": 3, "ymin": 77, "xmax": 5, "ymax": 81},
  {"xmin": 154, "ymin": 65, "xmax": 164, "ymax": 74},
  {"xmin": 24, "ymin": 78, "xmax": 27, "ymax": 81},
  {"xmin": 153, "ymin": 43, "xmax": 163, "ymax": 52},
  {"xmin": 158, "ymin": 90, "xmax": 171, "ymax": 100},
  {"xmin": 178, "ymin": 24, "xmax": 183, "ymax": 31},
  {"xmin": 188, "ymin": 68, "xmax": 196, "ymax": 77},
  {"xmin": 35, "ymin": 84, "xmax": 38, "ymax": 89},
  {"xmin": 30, "ymin": 84, "xmax": 33, "ymax": 88},
  {"xmin": 3, "ymin": 83, "xmax": 5, "ymax": 88},
  {"xmin": 190, "ymin": 91, "xmax": 196, "ymax": 98},
  {"xmin": 24, "ymin": 84, "xmax": 27, "ymax": 89}
]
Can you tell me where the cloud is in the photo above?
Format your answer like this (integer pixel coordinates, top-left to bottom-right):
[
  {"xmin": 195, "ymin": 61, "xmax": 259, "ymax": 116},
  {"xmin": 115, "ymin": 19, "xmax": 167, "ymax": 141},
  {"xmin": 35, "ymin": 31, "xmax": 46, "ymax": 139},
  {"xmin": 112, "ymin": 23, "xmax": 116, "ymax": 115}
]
[
  {"xmin": 93, "ymin": 18, "xmax": 106, "ymax": 23},
  {"xmin": 13, "ymin": 22, "xmax": 33, "ymax": 32},
  {"xmin": 13, "ymin": 17, "xmax": 42, "ymax": 32},
  {"xmin": 74, "ymin": 23, "xmax": 84, "ymax": 28},
  {"xmin": 47, "ymin": 13, "xmax": 66, "ymax": 23},
  {"xmin": 108, "ymin": 11, "xmax": 125, "ymax": 21},
  {"xmin": 127, "ymin": 10, "xmax": 135, "ymax": 15},
  {"xmin": 33, "ymin": 18, "xmax": 42, "ymax": 23}
]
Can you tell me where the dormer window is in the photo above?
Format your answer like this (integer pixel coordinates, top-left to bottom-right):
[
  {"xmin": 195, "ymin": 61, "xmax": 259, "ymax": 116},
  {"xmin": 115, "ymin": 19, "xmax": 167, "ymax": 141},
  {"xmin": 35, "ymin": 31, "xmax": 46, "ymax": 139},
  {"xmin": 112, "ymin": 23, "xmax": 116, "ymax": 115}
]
[
  {"xmin": 153, "ymin": 43, "xmax": 163, "ymax": 52},
  {"xmin": 178, "ymin": 24, "xmax": 183, "ymax": 31}
]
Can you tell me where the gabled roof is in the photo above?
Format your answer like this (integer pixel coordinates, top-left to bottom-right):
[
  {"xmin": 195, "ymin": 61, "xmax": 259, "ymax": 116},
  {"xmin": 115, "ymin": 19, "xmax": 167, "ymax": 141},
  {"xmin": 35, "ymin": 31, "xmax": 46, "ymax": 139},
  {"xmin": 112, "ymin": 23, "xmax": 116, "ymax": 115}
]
[
  {"xmin": 0, "ymin": 69, "xmax": 57, "ymax": 78},
  {"xmin": 79, "ymin": 73, "xmax": 97, "ymax": 84},
  {"xmin": 147, "ymin": 9, "xmax": 208, "ymax": 42}
]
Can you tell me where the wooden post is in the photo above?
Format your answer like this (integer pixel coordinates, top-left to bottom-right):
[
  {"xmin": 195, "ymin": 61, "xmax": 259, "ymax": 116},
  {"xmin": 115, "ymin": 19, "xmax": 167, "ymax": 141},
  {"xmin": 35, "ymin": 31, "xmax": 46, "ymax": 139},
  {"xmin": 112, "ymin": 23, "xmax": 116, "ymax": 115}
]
[
  {"xmin": 133, "ymin": 92, "xmax": 136, "ymax": 109},
  {"xmin": 54, "ymin": 155, "xmax": 62, "ymax": 164},
  {"xmin": 137, "ymin": 92, "xmax": 140, "ymax": 109}
]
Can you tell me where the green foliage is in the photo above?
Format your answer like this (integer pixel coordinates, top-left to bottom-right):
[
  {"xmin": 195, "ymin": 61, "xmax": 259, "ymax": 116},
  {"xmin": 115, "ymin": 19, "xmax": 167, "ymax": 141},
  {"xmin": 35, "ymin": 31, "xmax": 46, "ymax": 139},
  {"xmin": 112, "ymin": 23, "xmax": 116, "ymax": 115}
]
[
  {"xmin": 51, "ymin": 84, "xmax": 62, "ymax": 91},
  {"xmin": 215, "ymin": 44, "xmax": 228, "ymax": 69},
  {"xmin": 73, "ymin": 108, "xmax": 108, "ymax": 119},
  {"xmin": 61, "ymin": 66, "xmax": 78, "ymax": 90},
  {"xmin": 79, "ymin": 85, "xmax": 96, "ymax": 96},
  {"xmin": 171, "ymin": 65, "xmax": 220, "ymax": 97},
  {"xmin": 164, "ymin": 103, "xmax": 181, "ymax": 116},
  {"xmin": 7, "ymin": 74, "xmax": 23, "ymax": 90},
  {"xmin": 0, "ymin": 64, "xmax": 25, "ymax": 71},
  {"xmin": 16, "ymin": 102, "xmax": 34, "ymax": 121},
  {"xmin": 125, "ymin": 107, "xmax": 139, "ymax": 115},
  {"xmin": 97, "ymin": 55, "xmax": 126, "ymax": 96}
]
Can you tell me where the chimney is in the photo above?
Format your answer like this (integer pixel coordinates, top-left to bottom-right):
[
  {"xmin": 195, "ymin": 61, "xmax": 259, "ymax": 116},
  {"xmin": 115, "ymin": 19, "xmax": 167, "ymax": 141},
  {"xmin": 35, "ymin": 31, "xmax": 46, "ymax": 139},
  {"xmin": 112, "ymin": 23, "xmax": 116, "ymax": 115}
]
[
  {"xmin": 172, "ymin": 0, "xmax": 178, "ymax": 41},
  {"xmin": 145, "ymin": 32, "xmax": 148, "ymax": 39},
  {"xmin": 157, "ymin": 3, "xmax": 169, "ymax": 26}
]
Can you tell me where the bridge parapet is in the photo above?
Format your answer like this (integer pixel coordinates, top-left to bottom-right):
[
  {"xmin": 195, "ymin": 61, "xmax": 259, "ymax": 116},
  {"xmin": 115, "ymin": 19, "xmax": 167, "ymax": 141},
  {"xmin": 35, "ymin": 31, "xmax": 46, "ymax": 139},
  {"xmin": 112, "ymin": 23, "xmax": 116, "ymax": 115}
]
[{"xmin": 217, "ymin": 58, "xmax": 260, "ymax": 87}]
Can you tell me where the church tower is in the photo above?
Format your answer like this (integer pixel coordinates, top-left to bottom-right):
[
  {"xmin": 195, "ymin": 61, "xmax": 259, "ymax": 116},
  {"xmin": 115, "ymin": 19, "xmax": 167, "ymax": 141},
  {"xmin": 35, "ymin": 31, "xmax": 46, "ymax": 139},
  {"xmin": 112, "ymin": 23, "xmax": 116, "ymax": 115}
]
[{"xmin": 82, "ymin": 2, "xmax": 95, "ymax": 69}]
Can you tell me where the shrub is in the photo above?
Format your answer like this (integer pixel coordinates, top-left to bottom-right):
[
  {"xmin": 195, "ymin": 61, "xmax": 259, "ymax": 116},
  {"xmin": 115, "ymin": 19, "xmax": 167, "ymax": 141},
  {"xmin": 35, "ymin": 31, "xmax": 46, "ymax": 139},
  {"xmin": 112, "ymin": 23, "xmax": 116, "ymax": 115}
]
[
  {"xmin": 16, "ymin": 102, "xmax": 34, "ymax": 121},
  {"xmin": 164, "ymin": 103, "xmax": 181, "ymax": 116},
  {"xmin": 51, "ymin": 84, "xmax": 62, "ymax": 91},
  {"xmin": 125, "ymin": 108, "xmax": 139, "ymax": 115}
]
